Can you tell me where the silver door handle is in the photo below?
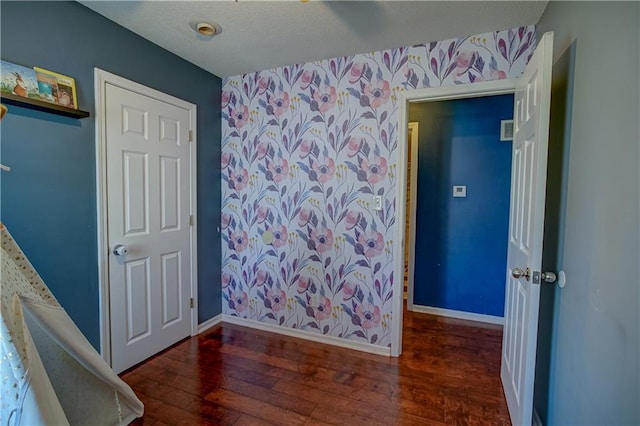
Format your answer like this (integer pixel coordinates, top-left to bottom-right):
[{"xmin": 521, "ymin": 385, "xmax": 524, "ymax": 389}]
[
  {"xmin": 512, "ymin": 267, "xmax": 530, "ymax": 280},
  {"xmin": 113, "ymin": 244, "xmax": 128, "ymax": 256},
  {"xmin": 541, "ymin": 272, "xmax": 557, "ymax": 283}
]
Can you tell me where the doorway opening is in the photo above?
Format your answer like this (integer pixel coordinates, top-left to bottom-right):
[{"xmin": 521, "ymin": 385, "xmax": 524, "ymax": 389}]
[
  {"xmin": 392, "ymin": 33, "xmax": 554, "ymax": 426},
  {"xmin": 390, "ymin": 79, "xmax": 517, "ymax": 358},
  {"xmin": 403, "ymin": 94, "xmax": 515, "ymax": 324}
]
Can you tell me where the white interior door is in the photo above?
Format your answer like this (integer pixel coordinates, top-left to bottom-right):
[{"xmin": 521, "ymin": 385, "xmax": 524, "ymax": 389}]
[
  {"xmin": 501, "ymin": 32, "xmax": 554, "ymax": 425},
  {"xmin": 105, "ymin": 82, "xmax": 193, "ymax": 373}
]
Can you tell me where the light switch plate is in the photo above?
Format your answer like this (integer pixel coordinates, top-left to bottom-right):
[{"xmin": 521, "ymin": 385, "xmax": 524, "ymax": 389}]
[
  {"xmin": 373, "ymin": 195, "xmax": 383, "ymax": 211},
  {"xmin": 453, "ymin": 186, "xmax": 467, "ymax": 197}
]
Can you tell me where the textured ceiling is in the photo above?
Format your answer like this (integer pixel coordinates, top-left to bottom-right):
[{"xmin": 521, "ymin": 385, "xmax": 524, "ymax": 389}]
[{"xmin": 79, "ymin": 1, "xmax": 548, "ymax": 77}]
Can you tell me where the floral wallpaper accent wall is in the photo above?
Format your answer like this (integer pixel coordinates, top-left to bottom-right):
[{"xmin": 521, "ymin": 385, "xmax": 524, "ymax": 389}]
[{"xmin": 221, "ymin": 27, "xmax": 536, "ymax": 348}]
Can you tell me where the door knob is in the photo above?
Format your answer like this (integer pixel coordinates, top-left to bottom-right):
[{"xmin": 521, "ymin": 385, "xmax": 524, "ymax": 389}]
[
  {"xmin": 511, "ymin": 267, "xmax": 530, "ymax": 280},
  {"xmin": 113, "ymin": 244, "xmax": 128, "ymax": 256},
  {"xmin": 541, "ymin": 272, "xmax": 556, "ymax": 283},
  {"xmin": 535, "ymin": 271, "xmax": 560, "ymax": 284}
]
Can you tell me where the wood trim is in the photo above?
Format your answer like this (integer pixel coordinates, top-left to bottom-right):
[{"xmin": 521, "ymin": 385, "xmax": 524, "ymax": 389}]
[
  {"xmin": 412, "ymin": 305, "xmax": 504, "ymax": 325},
  {"xmin": 222, "ymin": 315, "xmax": 391, "ymax": 357},
  {"xmin": 197, "ymin": 314, "xmax": 223, "ymax": 334}
]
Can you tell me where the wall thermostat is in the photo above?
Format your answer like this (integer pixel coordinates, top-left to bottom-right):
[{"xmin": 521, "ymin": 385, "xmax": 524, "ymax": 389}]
[{"xmin": 453, "ymin": 185, "xmax": 467, "ymax": 197}]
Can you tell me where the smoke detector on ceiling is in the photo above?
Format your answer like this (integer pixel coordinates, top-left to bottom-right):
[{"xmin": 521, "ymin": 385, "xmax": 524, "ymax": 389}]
[{"xmin": 192, "ymin": 22, "xmax": 222, "ymax": 39}]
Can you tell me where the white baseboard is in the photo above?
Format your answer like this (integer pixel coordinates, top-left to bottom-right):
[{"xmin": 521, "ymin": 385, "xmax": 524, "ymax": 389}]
[
  {"xmin": 222, "ymin": 314, "xmax": 391, "ymax": 357},
  {"xmin": 197, "ymin": 314, "xmax": 223, "ymax": 334},
  {"xmin": 412, "ymin": 305, "xmax": 504, "ymax": 325}
]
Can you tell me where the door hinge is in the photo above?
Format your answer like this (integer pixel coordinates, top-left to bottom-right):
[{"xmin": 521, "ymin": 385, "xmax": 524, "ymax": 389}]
[
  {"xmin": 190, "ymin": 298, "xmax": 194, "ymax": 308},
  {"xmin": 189, "ymin": 130, "xmax": 193, "ymax": 142},
  {"xmin": 188, "ymin": 215, "xmax": 193, "ymax": 226}
]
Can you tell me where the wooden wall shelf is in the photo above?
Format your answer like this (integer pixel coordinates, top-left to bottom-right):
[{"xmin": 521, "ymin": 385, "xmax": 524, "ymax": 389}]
[{"xmin": 0, "ymin": 92, "xmax": 90, "ymax": 119}]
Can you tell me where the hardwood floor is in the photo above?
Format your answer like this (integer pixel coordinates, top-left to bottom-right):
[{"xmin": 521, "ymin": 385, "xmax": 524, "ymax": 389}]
[{"xmin": 124, "ymin": 309, "xmax": 510, "ymax": 425}]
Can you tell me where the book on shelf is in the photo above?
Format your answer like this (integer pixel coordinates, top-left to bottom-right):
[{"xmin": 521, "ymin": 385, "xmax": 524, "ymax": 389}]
[
  {"xmin": 34, "ymin": 67, "xmax": 77, "ymax": 109},
  {"xmin": 1, "ymin": 60, "xmax": 41, "ymax": 100}
]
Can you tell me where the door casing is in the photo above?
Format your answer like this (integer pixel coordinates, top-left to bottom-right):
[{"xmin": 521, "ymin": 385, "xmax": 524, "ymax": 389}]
[
  {"xmin": 392, "ymin": 79, "xmax": 517, "ymax": 357},
  {"xmin": 94, "ymin": 68, "xmax": 198, "ymax": 364},
  {"xmin": 405, "ymin": 121, "xmax": 419, "ymax": 312}
]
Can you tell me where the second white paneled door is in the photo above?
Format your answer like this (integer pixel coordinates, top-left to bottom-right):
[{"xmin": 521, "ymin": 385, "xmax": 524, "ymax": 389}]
[
  {"xmin": 501, "ymin": 32, "xmax": 554, "ymax": 426},
  {"xmin": 105, "ymin": 81, "xmax": 194, "ymax": 373}
]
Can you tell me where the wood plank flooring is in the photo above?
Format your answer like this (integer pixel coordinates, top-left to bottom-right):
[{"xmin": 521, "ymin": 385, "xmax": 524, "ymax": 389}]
[{"xmin": 124, "ymin": 309, "xmax": 510, "ymax": 425}]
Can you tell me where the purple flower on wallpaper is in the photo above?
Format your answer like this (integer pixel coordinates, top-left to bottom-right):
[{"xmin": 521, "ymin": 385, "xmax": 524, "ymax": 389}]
[
  {"xmin": 358, "ymin": 230, "xmax": 385, "ymax": 258},
  {"xmin": 300, "ymin": 70, "xmax": 314, "ymax": 90},
  {"xmin": 297, "ymin": 276, "xmax": 311, "ymax": 294},
  {"xmin": 344, "ymin": 210, "xmax": 361, "ymax": 230},
  {"xmin": 355, "ymin": 302, "xmax": 381, "ymax": 330},
  {"xmin": 455, "ymin": 51, "xmax": 476, "ymax": 76},
  {"xmin": 267, "ymin": 90, "xmax": 290, "ymax": 117},
  {"xmin": 310, "ymin": 226, "xmax": 334, "ymax": 253},
  {"xmin": 297, "ymin": 208, "xmax": 311, "ymax": 227},
  {"xmin": 266, "ymin": 288, "xmax": 287, "ymax": 312},
  {"xmin": 309, "ymin": 295, "xmax": 332, "ymax": 321},
  {"xmin": 311, "ymin": 157, "xmax": 335, "ymax": 183},
  {"xmin": 222, "ymin": 272, "xmax": 231, "ymax": 289},
  {"xmin": 229, "ymin": 230, "xmax": 249, "ymax": 253},
  {"xmin": 346, "ymin": 137, "xmax": 364, "ymax": 158},
  {"xmin": 221, "ymin": 26, "xmax": 536, "ymax": 347},
  {"xmin": 349, "ymin": 63, "xmax": 365, "ymax": 83},
  {"xmin": 229, "ymin": 290, "xmax": 249, "ymax": 313},
  {"xmin": 221, "ymin": 152, "xmax": 231, "ymax": 169},
  {"xmin": 363, "ymin": 79, "xmax": 391, "ymax": 109},
  {"xmin": 229, "ymin": 104, "xmax": 249, "ymax": 128},
  {"xmin": 256, "ymin": 142, "xmax": 269, "ymax": 160},
  {"xmin": 298, "ymin": 139, "xmax": 314, "ymax": 159},
  {"xmin": 360, "ymin": 156, "xmax": 388, "ymax": 185},
  {"xmin": 258, "ymin": 76, "xmax": 270, "ymax": 95},
  {"xmin": 312, "ymin": 85, "xmax": 337, "ymax": 113},
  {"xmin": 342, "ymin": 282, "xmax": 358, "ymax": 300},
  {"xmin": 255, "ymin": 269, "xmax": 268, "ymax": 286},
  {"xmin": 271, "ymin": 224, "xmax": 288, "ymax": 248},
  {"xmin": 229, "ymin": 167, "xmax": 249, "ymax": 191},
  {"xmin": 267, "ymin": 157, "xmax": 289, "ymax": 183},
  {"xmin": 221, "ymin": 90, "xmax": 231, "ymax": 108},
  {"xmin": 221, "ymin": 213, "xmax": 231, "ymax": 230},
  {"xmin": 255, "ymin": 206, "xmax": 269, "ymax": 224}
]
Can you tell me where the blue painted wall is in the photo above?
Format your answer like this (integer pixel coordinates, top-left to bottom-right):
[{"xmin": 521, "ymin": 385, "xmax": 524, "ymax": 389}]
[
  {"xmin": 409, "ymin": 95, "xmax": 513, "ymax": 317},
  {"xmin": 0, "ymin": 1, "xmax": 222, "ymax": 349}
]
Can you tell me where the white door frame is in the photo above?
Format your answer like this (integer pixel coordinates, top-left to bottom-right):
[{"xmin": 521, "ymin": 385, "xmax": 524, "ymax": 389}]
[
  {"xmin": 405, "ymin": 121, "xmax": 419, "ymax": 311},
  {"xmin": 391, "ymin": 79, "xmax": 516, "ymax": 357},
  {"xmin": 94, "ymin": 68, "xmax": 198, "ymax": 364}
]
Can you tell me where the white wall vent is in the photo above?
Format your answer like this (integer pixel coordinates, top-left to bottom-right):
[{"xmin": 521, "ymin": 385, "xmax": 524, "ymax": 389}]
[{"xmin": 500, "ymin": 119, "xmax": 514, "ymax": 141}]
